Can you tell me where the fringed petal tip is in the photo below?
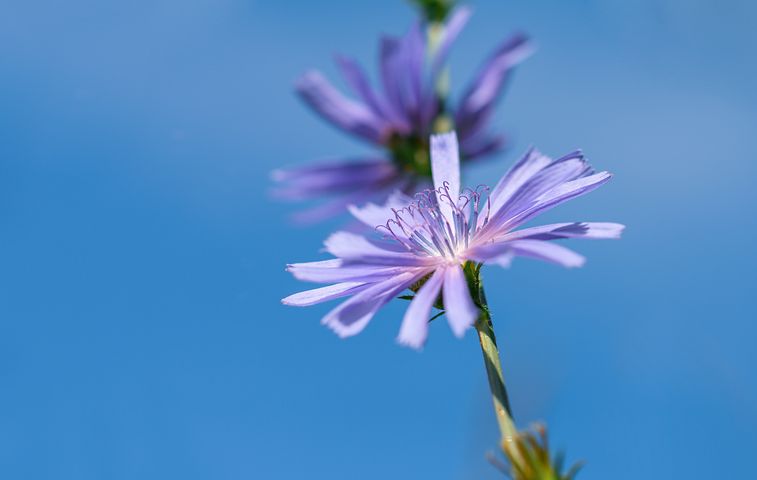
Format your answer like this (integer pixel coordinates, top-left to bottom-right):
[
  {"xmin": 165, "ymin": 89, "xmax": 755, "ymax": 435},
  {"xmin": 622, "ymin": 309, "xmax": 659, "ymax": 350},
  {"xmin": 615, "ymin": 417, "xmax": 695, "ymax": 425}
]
[
  {"xmin": 396, "ymin": 335, "xmax": 425, "ymax": 350},
  {"xmin": 321, "ymin": 315, "xmax": 365, "ymax": 339}
]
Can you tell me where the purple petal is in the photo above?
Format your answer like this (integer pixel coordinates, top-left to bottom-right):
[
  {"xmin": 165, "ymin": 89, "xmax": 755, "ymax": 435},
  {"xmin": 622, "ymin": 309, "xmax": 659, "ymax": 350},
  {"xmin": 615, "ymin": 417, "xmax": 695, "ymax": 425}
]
[
  {"xmin": 379, "ymin": 36, "xmax": 409, "ymax": 126},
  {"xmin": 296, "ymin": 71, "xmax": 389, "ymax": 144},
  {"xmin": 404, "ymin": 21, "xmax": 425, "ymax": 119},
  {"xmin": 502, "ymin": 171, "xmax": 613, "ymax": 231},
  {"xmin": 282, "ymin": 282, "xmax": 369, "ymax": 307},
  {"xmin": 347, "ymin": 190, "xmax": 414, "ymax": 229},
  {"xmin": 335, "ymin": 55, "xmax": 410, "ymax": 133},
  {"xmin": 487, "ymin": 148, "xmax": 553, "ymax": 218},
  {"xmin": 443, "ymin": 265, "xmax": 479, "ymax": 337},
  {"xmin": 397, "ymin": 269, "xmax": 445, "ymax": 349},
  {"xmin": 324, "ymin": 231, "xmax": 434, "ymax": 266},
  {"xmin": 322, "ymin": 271, "xmax": 424, "ymax": 338},
  {"xmin": 459, "ymin": 131, "xmax": 506, "ymax": 160},
  {"xmin": 455, "ymin": 34, "xmax": 533, "ymax": 137},
  {"xmin": 502, "ymin": 222, "xmax": 625, "ymax": 241},
  {"xmin": 418, "ymin": 7, "xmax": 472, "ymax": 128},
  {"xmin": 428, "ymin": 7, "xmax": 472, "ymax": 80},
  {"xmin": 506, "ymin": 240, "xmax": 586, "ymax": 268},
  {"xmin": 430, "ymin": 132, "xmax": 461, "ymax": 220},
  {"xmin": 493, "ymin": 151, "xmax": 592, "ymax": 220},
  {"xmin": 287, "ymin": 259, "xmax": 410, "ymax": 283},
  {"xmin": 272, "ymin": 159, "xmax": 398, "ymax": 200}
]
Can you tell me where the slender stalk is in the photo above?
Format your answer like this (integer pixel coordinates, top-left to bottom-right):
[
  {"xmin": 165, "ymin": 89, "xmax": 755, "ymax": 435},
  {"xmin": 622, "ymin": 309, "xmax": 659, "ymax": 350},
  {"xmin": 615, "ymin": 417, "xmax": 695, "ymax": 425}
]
[
  {"xmin": 472, "ymin": 278, "xmax": 523, "ymax": 467},
  {"xmin": 475, "ymin": 307, "xmax": 516, "ymax": 440}
]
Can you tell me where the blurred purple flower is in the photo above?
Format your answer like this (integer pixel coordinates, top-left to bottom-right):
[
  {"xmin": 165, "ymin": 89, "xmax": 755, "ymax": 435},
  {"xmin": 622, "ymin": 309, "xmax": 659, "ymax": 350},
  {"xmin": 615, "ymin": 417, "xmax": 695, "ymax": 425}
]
[
  {"xmin": 272, "ymin": 7, "xmax": 533, "ymax": 222},
  {"xmin": 282, "ymin": 132, "xmax": 623, "ymax": 348}
]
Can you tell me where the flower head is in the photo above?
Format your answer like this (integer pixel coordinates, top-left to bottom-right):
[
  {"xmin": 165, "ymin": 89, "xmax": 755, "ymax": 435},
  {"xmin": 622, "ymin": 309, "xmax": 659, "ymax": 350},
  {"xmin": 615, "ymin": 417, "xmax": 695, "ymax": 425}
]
[
  {"xmin": 282, "ymin": 132, "xmax": 623, "ymax": 348},
  {"xmin": 272, "ymin": 7, "xmax": 533, "ymax": 222}
]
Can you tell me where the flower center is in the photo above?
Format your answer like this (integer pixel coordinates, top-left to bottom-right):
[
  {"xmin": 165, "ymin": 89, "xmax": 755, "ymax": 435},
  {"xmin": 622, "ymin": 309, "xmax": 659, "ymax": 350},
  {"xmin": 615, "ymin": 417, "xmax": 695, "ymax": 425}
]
[
  {"xmin": 387, "ymin": 133, "xmax": 432, "ymax": 178},
  {"xmin": 377, "ymin": 183, "xmax": 491, "ymax": 261}
]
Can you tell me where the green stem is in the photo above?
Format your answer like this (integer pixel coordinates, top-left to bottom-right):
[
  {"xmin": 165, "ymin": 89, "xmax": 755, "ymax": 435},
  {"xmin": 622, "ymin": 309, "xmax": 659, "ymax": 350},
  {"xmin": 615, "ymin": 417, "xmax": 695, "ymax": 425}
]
[{"xmin": 473, "ymin": 280, "xmax": 522, "ymax": 465}]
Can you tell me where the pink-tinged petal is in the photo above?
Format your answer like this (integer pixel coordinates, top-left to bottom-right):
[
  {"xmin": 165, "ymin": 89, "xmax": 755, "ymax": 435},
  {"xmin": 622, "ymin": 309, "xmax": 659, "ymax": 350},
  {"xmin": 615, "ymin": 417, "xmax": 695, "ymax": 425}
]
[
  {"xmin": 323, "ymin": 271, "xmax": 424, "ymax": 338},
  {"xmin": 324, "ymin": 231, "xmax": 433, "ymax": 266},
  {"xmin": 397, "ymin": 268, "xmax": 445, "ymax": 349},
  {"xmin": 502, "ymin": 222, "xmax": 625, "ymax": 241},
  {"xmin": 443, "ymin": 265, "xmax": 479, "ymax": 338},
  {"xmin": 287, "ymin": 260, "xmax": 409, "ymax": 283},
  {"xmin": 282, "ymin": 282, "xmax": 369, "ymax": 307},
  {"xmin": 507, "ymin": 239, "xmax": 585, "ymax": 268},
  {"xmin": 296, "ymin": 71, "xmax": 389, "ymax": 144}
]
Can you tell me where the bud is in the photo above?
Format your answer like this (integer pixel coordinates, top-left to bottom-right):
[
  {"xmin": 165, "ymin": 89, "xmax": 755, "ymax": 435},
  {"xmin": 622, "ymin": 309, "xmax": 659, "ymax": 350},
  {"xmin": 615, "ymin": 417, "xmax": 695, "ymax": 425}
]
[{"xmin": 491, "ymin": 424, "xmax": 583, "ymax": 480}]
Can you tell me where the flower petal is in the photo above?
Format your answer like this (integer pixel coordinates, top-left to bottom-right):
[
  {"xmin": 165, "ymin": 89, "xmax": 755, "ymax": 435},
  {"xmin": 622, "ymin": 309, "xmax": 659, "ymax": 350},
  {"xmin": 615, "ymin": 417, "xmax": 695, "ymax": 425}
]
[
  {"xmin": 508, "ymin": 240, "xmax": 586, "ymax": 268},
  {"xmin": 503, "ymin": 171, "xmax": 613, "ymax": 231},
  {"xmin": 430, "ymin": 131, "xmax": 461, "ymax": 199},
  {"xmin": 397, "ymin": 268, "xmax": 445, "ymax": 349},
  {"xmin": 428, "ymin": 7, "xmax": 472, "ymax": 80},
  {"xmin": 282, "ymin": 282, "xmax": 369, "ymax": 307},
  {"xmin": 324, "ymin": 231, "xmax": 433, "ymax": 266},
  {"xmin": 335, "ymin": 55, "xmax": 409, "ymax": 131},
  {"xmin": 430, "ymin": 132, "xmax": 461, "ymax": 224},
  {"xmin": 296, "ymin": 71, "xmax": 389, "ymax": 144},
  {"xmin": 379, "ymin": 36, "xmax": 409, "ymax": 126},
  {"xmin": 322, "ymin": 271, "xmax": 423, "ymax": 338},
  {"xmin": 502, "ymin": 222, "xmax": 625, "ymax": 241},
  {"xmin": 443, "ymin": 265, "xmax": 479, "ymax": 338},
  {"xmin": 347, "ymin": 190, "xmax": 415, "ymax": 230},
  {"xmin": 455, "ymin": 34, "xmax": 533, "ymax": 138},
  {"xmin": 271, "ymin": 158, "xmax": 398, "ymax": 200},
  {"xmin": 487, "ymin": 147, "xmax": 553, "ymax": 219},
  {"xmin": 287, "ymin": 259, "xmax": 410, "ymax": 283},
  {"xmin": 491, "ymin": 151, "xmax": 592, "ymax": 222},
  {"xmin": 459, "ymin": 131, "xmax": 506, "ymax": 160}
]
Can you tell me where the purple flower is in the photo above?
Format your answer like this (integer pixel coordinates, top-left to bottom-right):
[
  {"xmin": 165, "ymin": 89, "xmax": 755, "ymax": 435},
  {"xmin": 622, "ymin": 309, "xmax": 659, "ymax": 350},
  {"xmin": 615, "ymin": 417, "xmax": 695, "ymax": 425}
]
[
  {"xmin": 272, "ymin": 7, "xmax": 533, "ymax": 223},
  {"xmin": 282, "ymin": 132, "xmax": 624, "ymax": 348}
]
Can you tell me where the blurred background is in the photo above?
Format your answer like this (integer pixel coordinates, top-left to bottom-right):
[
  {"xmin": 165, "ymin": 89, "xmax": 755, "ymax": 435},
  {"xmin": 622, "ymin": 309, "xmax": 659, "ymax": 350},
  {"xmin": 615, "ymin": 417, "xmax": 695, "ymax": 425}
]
[{"xmin": 1, "ymin": 0, "xmax": 756, "ymax": 478}]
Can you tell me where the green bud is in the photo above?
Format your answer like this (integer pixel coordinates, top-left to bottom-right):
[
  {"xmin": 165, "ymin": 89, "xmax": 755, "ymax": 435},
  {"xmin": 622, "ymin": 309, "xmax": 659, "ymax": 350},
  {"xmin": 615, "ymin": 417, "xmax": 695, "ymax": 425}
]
[{"xmin": 494, "ymin": 424, "xmax": 583, "ymax": 480}]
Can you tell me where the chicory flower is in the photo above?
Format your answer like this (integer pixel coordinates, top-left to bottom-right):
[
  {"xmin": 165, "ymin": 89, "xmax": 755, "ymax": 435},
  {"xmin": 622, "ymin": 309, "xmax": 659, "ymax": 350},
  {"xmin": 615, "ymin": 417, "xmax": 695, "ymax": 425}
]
[
  {"xmin": 282, "ymin": 131, "xmax": 623, "ymax": 348},
  {"xmin": 273, "ymin": 7, "xmax": 533, "ymax": 222}
]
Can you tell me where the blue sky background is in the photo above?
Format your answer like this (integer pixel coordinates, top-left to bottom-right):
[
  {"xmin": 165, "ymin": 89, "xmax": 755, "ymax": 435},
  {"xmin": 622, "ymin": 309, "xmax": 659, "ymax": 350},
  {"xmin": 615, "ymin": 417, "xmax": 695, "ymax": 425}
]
[{"xmin": 1, "ymin": 0, "xmax": 756, "ymax": 478}]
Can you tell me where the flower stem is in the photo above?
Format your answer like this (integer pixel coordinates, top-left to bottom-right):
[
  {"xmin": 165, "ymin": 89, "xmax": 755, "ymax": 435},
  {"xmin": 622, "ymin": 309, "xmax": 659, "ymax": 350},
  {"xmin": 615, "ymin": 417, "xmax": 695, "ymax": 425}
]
[{"xmin": 473, "ymin": 280, "xmax": 522, "ymax": 465}]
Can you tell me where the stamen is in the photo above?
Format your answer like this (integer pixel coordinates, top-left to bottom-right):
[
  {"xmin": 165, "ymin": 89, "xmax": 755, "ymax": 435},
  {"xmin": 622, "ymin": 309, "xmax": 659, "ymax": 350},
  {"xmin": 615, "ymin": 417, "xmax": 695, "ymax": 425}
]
[{"xmin": 374, "ymin": 184, "xmax": 492, "ymax": 260}]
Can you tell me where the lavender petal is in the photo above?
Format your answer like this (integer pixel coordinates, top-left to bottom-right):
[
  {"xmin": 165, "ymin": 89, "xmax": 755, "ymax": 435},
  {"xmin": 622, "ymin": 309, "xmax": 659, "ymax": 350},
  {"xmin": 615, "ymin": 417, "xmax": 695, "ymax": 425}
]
[
  {"xmin": 296, "ymin": 71, "xmax": 389, "ymax": 144},
  {"xmin": 443, "ymin": 264, "xmax": 479, "ymax": 337},
  {"xmin": 322, "ymin": 271, "xmax": 423, "ymax": 338},
  {"xmin": 397, "ymin": 268, "xmax": 445, "ymax": 349},
  {"xmin": 282, "ymin": 282, "xmax": 369, "ymax": 307}
]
